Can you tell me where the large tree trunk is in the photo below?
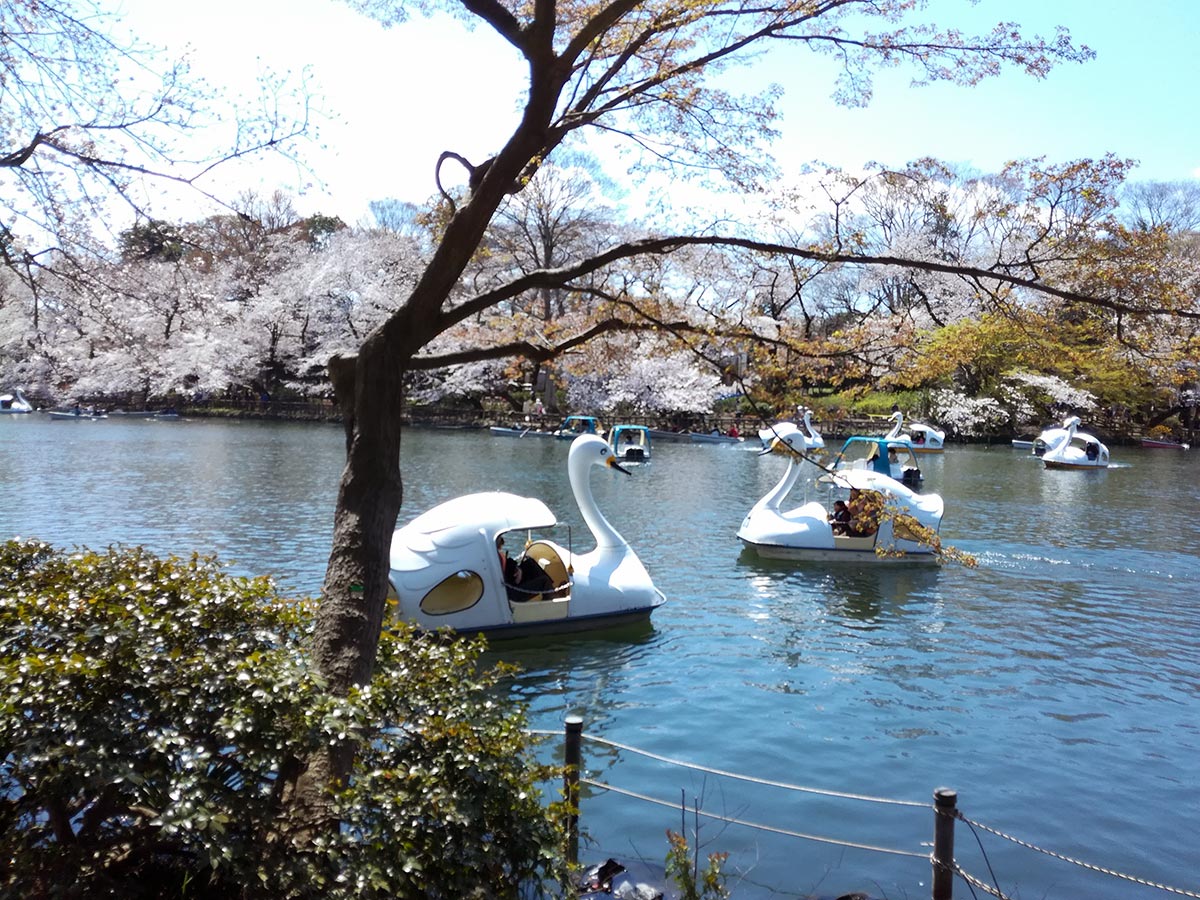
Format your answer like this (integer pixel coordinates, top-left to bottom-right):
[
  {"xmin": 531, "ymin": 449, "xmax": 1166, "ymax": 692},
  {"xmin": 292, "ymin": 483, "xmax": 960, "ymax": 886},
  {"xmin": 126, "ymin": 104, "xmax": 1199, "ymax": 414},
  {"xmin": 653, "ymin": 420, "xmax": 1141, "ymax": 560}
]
[{"xmin": 285, "ymin": 333, "xmax": 406, "ymax": 833}]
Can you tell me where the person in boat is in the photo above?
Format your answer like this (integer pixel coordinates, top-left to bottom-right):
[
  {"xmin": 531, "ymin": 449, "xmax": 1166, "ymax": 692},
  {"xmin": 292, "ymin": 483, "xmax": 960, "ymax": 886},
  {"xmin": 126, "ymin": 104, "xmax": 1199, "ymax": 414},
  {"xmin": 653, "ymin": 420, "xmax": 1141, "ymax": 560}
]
[
  {"xmin": 830, "ymin": 500, "xmax": 851, "ymax": 535},
  {"xmin": 727, "ymin": 423, "xmax": 740, "ymax": 438},
  {"xmin": 496, "ymin": 535, "xmax": 553, "ymax": 601},
  {"xmin": 846, "ymin": 489, "xmax": 880, "ymax": 537},
  {"xmin": 1085, "ymin": 441, "xmax": 1099, "ymax": 460}
]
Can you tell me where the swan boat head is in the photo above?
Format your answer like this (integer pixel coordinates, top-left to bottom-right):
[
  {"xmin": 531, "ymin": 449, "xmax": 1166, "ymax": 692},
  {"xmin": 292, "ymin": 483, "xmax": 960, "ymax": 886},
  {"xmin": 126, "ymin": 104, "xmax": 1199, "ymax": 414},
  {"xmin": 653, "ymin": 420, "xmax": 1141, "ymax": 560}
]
[
  {"xmin": 884, "ymin": 409, "xmax": 904, "ymax": 440},
  {"xmin": 799, "ymin": 407, "xmax": 825, "ymax": 449},
  {"xmin": 388, "ymin": 433, "xmax": 664, "ymax": 635}
]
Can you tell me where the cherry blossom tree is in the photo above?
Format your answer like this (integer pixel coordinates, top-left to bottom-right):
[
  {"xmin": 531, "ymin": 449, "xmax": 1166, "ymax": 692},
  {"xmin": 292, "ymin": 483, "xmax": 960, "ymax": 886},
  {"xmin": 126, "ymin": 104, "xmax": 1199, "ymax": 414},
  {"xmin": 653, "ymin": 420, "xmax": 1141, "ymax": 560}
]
[
  {"xmin": 291, "ymin": 0, "xmax": 1116, "ymax": 833},
  {"xmin": 1, "ymin": 1, "xmax": 310, "ymax": 287}
]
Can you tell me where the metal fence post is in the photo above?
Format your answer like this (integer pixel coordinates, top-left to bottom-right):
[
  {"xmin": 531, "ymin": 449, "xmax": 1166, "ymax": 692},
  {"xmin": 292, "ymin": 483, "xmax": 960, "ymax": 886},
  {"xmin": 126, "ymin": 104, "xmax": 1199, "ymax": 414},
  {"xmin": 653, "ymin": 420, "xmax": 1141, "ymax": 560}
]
[
  {"xmin": 932, "ymin": 787, "xmax": 958, "ymax": 900},
  {"xmin": 564, "ymin": 715, "xmax": 583, "ymax": 867}
]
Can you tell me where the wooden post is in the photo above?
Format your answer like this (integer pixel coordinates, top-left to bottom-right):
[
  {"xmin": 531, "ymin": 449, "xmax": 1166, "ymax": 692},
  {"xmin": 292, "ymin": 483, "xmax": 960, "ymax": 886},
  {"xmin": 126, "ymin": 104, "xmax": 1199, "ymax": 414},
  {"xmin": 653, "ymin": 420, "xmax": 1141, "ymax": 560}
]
[
  {"xmin": 932, "ymin": 787, "xmax": 957, "ymax": 900},
  {"xmin": 564, "ymin": 715, "xmax": 583, "ymax": 867}
]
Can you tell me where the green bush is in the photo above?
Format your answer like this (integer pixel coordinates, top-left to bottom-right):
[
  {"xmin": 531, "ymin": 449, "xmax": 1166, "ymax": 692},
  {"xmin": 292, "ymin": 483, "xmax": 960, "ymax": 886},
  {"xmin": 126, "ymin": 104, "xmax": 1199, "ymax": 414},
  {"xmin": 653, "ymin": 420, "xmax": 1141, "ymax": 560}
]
[{"xmin": 0, "ymin": 539, "xmax": 566, "ymax": 899}]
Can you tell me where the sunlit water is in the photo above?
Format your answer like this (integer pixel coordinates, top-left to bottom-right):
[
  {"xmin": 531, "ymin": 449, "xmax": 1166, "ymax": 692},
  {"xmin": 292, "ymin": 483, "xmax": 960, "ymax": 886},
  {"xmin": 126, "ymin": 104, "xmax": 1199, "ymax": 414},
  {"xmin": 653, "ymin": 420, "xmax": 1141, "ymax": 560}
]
[{"xmin": 3, "ymin": 416, "xmax": 1197, "ymax": 899}]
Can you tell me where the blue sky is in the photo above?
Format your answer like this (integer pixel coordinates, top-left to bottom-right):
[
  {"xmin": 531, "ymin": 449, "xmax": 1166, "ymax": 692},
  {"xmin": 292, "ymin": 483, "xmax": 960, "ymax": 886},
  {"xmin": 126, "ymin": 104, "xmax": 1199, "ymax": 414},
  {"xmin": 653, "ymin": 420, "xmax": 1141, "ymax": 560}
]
[{"xmin": 109, "ymin": 0, "xmax": 1200, "ymax": 223}]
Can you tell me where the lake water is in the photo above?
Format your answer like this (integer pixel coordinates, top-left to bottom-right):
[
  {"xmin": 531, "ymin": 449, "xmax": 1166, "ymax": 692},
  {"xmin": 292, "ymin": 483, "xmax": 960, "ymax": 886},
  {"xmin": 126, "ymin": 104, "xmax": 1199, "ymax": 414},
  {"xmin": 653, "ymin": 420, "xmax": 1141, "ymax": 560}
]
[{"xmin": 3, "ymin": 415, "xmax": 1197, "ymax": 899}]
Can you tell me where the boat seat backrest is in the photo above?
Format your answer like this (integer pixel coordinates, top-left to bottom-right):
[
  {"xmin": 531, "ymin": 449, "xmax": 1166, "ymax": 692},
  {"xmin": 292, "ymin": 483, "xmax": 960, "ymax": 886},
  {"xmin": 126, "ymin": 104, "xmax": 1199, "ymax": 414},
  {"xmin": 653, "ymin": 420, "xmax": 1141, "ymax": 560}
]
[{"xmin": 522, "ymin": 541, "xmax": 570, "ymax": 588}]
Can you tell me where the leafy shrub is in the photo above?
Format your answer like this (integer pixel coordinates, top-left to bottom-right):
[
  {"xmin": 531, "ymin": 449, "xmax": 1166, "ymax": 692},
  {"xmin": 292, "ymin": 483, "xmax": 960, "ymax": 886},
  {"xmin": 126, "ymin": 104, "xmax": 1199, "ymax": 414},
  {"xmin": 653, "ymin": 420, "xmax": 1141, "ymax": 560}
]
[{"xmin": 0, "ymin": 539, "xmax": 565, "ymax": 899}]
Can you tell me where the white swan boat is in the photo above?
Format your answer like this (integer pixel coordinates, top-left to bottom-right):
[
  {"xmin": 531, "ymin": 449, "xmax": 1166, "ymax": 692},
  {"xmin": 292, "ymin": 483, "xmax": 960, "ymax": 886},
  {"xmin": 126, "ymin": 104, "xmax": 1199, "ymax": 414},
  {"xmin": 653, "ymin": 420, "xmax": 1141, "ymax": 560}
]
[
  {"xmin": 0, "ymin": 389, "xmax": 33, "ymax": 414},
  {"xmin": 758, "ymin": 407, "xmax": 824, "ymax": 452},
  {"xmin": 388, "ymin": 433, "xmax": 666, "ymax": 636},
  {"xmin": 609, "ymin": 424, "xmax": 651, "ymax": 462},
  {"xmin": 1040, "ymin": 415, "xmax": 1110, "ymax": 469},
  {"xmin": 831, "ymin": 434, "xmax": 924, "ymax": 486},
  {"xmin": 738, "ymin": 424, "xmax": 944, "ymax": 561},
  {"xmin": 882, "ymin": 409, "xmax": 945, "ymax": 453}
]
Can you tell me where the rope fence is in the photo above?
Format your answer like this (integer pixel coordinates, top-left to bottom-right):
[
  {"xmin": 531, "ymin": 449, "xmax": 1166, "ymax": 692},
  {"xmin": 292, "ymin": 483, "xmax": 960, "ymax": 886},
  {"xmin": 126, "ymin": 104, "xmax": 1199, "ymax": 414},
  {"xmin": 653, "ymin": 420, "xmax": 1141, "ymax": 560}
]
[{"xmin": 538, "ymin": 718, "xmax": 1200, "ymax": 900}]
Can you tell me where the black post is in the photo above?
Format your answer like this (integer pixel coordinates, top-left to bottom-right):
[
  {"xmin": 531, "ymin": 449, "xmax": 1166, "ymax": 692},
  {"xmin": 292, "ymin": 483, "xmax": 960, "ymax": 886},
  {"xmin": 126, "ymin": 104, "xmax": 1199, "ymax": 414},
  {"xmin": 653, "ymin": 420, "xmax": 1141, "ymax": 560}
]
[
  {"xmin": 564, "ymin": 715, "xmax": 583, "ymax": 867},
  {"xmin": 932, "ymin": 787, "xmax": 958, "ymax": 900}
]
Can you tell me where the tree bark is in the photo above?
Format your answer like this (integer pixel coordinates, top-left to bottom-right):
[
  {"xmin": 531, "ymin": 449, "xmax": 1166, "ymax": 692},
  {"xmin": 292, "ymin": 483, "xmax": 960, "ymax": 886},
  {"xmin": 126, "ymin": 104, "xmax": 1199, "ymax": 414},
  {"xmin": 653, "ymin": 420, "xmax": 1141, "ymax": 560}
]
[{"xmin": 285, "ymin": 331, "xmax": 406, "ymax": 833}]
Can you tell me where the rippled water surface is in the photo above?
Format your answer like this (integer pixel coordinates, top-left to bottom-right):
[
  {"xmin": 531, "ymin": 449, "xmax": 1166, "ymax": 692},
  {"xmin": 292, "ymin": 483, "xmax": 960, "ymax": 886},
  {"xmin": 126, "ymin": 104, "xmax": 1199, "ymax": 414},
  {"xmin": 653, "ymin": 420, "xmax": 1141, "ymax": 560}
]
[{"xmin": 3, "ymin": 416, "xmax": 1198, "ymax": 898}]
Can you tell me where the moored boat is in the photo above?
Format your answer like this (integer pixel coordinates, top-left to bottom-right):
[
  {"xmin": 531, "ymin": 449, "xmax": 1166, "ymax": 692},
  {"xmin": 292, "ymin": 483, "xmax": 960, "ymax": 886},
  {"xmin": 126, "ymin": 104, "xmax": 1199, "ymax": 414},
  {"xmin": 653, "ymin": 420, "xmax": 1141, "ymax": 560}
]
[
  {"xmin": 1140, "ymin": 436, "xmax": 1190, "ymax": 449},
  {"xmin": 489, "ymin": 424, "xmax": 556, "ymax": 438},
  {"xmin": 690, "ymin": 431, "xmax": 744, "ymax": 445},
  {"xmin": 47, "ymin": 406, "xmax": 108, "ymax": 420}
]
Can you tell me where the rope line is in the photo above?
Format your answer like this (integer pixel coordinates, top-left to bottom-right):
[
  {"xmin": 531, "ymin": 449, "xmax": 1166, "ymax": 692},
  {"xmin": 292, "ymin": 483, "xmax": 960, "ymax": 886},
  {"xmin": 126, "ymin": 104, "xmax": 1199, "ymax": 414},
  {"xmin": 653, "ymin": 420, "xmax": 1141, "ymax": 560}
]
[
  {"xmin": 581, "ymin": 733, "xmax": 926, "ymax": 808},
  {"xmin": 531, "ymin": 727, "xmax": 1200, "ymax": 899},
  {"xmin": 958, "ymin": 815, "xmax": 1200, "ymax": 899},
  {"xmin": 955, "ymin": 865, "xmax": 1011, "ymax": 900},
  {"xmin": 580, "ymin": 777, "xmax": 928, "ymax": 860}
]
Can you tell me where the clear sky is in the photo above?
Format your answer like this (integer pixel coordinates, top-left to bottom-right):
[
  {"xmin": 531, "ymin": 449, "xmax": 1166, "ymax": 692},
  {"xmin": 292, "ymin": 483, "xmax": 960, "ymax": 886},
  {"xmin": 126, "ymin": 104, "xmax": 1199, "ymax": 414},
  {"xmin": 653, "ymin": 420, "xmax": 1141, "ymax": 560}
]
[{"xmin": 107, "ymin": 0, "xmax": 1200, "ymax": 224}]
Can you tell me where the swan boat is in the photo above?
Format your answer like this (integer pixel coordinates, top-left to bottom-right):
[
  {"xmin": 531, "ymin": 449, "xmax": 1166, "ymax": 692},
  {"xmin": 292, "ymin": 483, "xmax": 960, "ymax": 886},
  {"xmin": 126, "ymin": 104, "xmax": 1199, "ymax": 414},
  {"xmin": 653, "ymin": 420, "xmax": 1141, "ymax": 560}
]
[
  {"xmin": 1041, "ymin": 415, "xmax": 1110, "ymax": 469},
  {"xmin": 388, "ymin": 433, "xmax": 666, "ymax": 636},
  {"xmin": 831, "ymin": 434, "xmax": 924, "ymax": 486},
  {"xmin": 758, "ymin": 407, "xmax": 825, "ymax": 452},
  {"xmin": 0, "ymin": 389, "xmax": 33, "ymax": 414},
  {"xmin": 609, "ymin": 424, "xmax": 651, "ymax": 462},
  {"xmin": 882, "ymin": 409, "xmax": 945, "ymax": 453},
  {"xmin": 738, "ymin": 424, "xmax": 944, "ymax": 562}
]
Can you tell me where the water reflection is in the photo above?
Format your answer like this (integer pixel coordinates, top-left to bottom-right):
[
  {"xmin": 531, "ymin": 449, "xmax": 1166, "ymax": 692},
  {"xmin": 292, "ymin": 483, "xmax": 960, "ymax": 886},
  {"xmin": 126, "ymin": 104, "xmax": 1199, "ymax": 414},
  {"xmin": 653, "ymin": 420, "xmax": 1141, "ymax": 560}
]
[{"xmin": 735, "ymin": 547, "xmax": 943, "ymax": 625}]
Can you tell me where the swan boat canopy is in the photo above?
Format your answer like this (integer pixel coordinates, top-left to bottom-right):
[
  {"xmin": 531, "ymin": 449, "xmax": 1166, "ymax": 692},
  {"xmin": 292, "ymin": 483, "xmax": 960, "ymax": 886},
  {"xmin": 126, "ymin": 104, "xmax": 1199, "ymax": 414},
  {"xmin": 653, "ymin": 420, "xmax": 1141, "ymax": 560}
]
[
  {"xmin": 0, "ymin": 389, "xmax": 33, "ymax": 414},
  {"xmin": 758, "ymin": 407, "xmax": 825, "ymax": 452},
  {"xmin": 738, "ymin": 424, "xmax": 944, "ymax": 562},
  {"xmin": 905, "ymin": 422, "xmax": 945, "ymax": 452},
  {"xmin": 554, "ymin": 415, "xmax": 603, "ymax": 439},
  {"xmin": 831, "ymin": 435, "xmax": 924, "ymax": 486},
  {"xmin": 1040, "ymin": 415, "xmax": 1110, "ymax": 469},
  {"xmin": 388, "ymin": 433, "xmax": 666, "ymax": 637},
  {"xmin": 609, "ymin": 424, "xmax": 651, "ymax": 462}
]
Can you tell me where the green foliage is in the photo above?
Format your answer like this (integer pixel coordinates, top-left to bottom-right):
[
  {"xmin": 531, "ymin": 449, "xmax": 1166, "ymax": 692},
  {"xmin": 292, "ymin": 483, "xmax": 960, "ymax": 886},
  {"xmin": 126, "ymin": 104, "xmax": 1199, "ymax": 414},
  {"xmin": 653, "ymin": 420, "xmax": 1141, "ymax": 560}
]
[
  {"xmin": 119, "ymin": 220, "xmax": 186, "ymax": 263},
  {"xmin": 0, "ymin": 539, "xmax": 566, "ymax": 899},
  {"xmin": 665, "ymin": 830, "xmax": 729, "ymax": 900}
]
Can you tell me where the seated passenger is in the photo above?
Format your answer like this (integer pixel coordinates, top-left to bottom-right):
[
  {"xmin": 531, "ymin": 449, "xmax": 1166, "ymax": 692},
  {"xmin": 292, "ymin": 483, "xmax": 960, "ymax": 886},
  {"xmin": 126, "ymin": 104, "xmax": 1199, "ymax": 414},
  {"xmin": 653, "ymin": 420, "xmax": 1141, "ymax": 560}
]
[
  {"xmin": 830, "ymin": 500, "xmax": 851, "ymax": 535},
  {"xmin": 497, "ymin": 535, "xmax": 553, "ymax": 600}
]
